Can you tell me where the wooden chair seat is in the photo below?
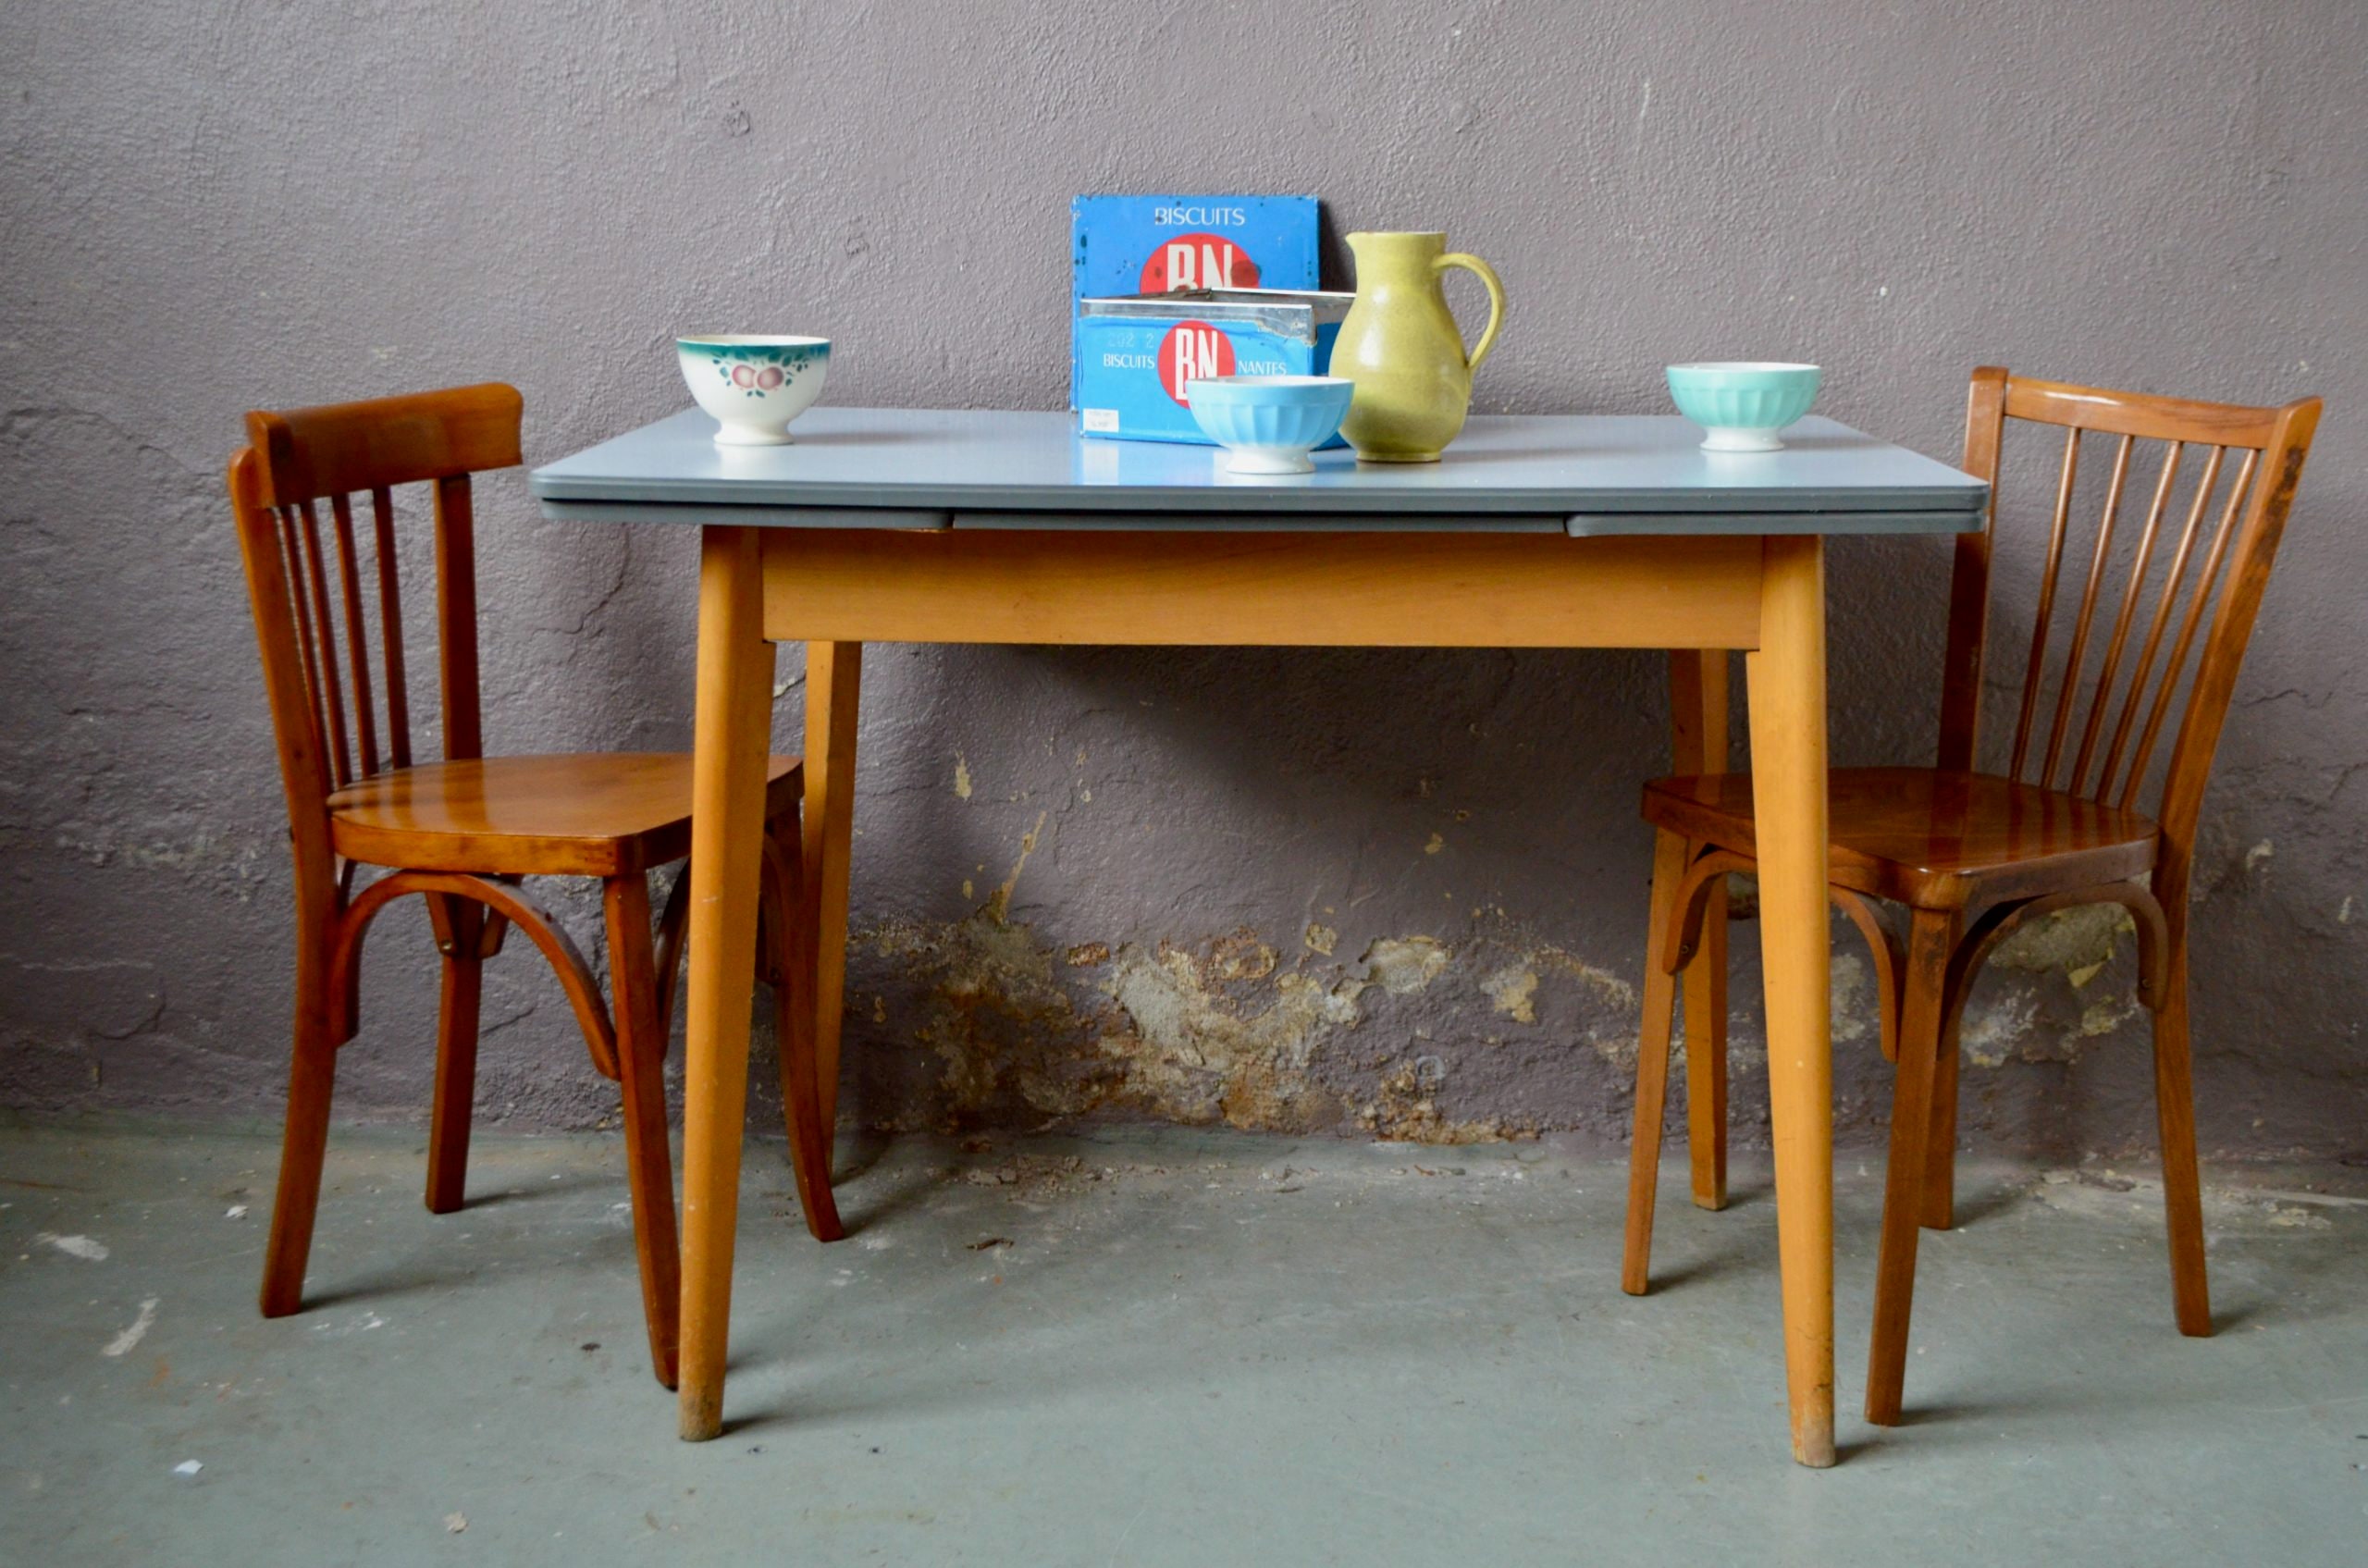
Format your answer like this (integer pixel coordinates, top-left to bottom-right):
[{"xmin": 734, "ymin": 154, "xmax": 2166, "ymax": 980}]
[
  {"xmin": 328, "ymin": 753, "xmax": 804, "ymax": 878},
  {"xmin": 1642, "ymin": 766, "xmax": 2158, "ymax": 909}
]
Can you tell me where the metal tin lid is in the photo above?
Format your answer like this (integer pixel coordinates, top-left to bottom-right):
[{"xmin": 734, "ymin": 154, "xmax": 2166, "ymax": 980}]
[{"xmin": 1079, "ymin": 288, "xmax": 1355, "ymax": 340}]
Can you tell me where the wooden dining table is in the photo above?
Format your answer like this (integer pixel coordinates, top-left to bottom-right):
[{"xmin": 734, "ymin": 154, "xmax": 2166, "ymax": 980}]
[{"xmin": 531, "ymin": 405, "xmax": 1988, "ymax": 1466}]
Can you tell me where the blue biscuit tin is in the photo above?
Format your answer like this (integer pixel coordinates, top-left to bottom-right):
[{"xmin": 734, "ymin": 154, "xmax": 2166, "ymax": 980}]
[
  {"xmin": 1070, "ymin": 194, "xmax": 1321, "ymax": 412},
  {"xmin": 1074, "ymin": 290, "xmax": 1354, "ymax": 445}
]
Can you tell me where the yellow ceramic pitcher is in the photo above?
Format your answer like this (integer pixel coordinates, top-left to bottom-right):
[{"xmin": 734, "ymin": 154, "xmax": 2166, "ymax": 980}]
[{"xmin": 1332, "ymin": 231, "xmax": 1506, "ymax": 463}]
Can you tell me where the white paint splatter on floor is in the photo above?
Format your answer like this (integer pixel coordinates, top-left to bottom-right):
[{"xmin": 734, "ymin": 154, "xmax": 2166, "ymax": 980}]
[
  {"xmin": 33, "ymin": 1232, "xmax": 108, "ymax": 1261},
  {"xmin": 103, "ymin": 1298, "xmax": 159, "ymax": 1357}
]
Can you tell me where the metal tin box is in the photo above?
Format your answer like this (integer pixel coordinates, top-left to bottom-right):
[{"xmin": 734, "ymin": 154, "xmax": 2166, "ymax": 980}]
[
  {"xmin": 1070, "ymin": 194, "xmax": 1321, "ymax": 414},
  {"xmin": 1074, "ymin": 289, "xmax": 1352, "ymax": 446}
]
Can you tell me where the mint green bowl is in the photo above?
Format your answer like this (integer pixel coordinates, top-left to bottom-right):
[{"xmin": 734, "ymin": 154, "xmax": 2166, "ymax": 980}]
[{"xmin": 1665, "ymin": 363, "xmax": 1821, "ymax": 451}]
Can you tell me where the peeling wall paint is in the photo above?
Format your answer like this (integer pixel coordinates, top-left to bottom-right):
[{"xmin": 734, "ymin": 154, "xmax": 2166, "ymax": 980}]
[
  {"xmin": 868, "ymin": 898, "xmax": 1535, "ymax": 1142},
  {"xmin": 1956, "ymin": 907, "xmax": 2145, "ymax": 1068},
  {"xmin": 2, "ymin": 0, "xmax": 2364, "ymax": 1161}
]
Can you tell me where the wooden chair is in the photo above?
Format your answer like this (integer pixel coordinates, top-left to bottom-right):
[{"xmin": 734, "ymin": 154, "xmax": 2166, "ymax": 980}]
[
  {"xmin": 1619, "ymin": 368, "xmax": 2321, "ymax": 1425},
  {"xmin": 227, "ymin": 384, "xmax": 845, "ymax": 1389}
]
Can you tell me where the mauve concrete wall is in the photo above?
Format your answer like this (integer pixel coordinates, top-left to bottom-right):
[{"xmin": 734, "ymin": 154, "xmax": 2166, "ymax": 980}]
[{"xmin": 2, "ymin": 1, "xmax": 2362, "ymax": 1159}]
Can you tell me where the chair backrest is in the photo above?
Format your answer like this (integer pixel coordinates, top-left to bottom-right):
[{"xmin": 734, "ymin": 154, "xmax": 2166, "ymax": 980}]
[
  {"xmin": 226, "ymin": 384, "xmax": 524, "ymax": 908},
  {"xmin": 1939, "ymin": 368, "xmax": 2320, "ymax": 877}
]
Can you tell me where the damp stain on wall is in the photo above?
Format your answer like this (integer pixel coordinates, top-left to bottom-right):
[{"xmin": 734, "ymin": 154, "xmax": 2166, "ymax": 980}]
[
  {"xmin": 865, "ymin": 901, "xmax": 1552, "ymax": 1140},
  {"xmin": 854, "ymin": 809, "xmax": 1637, "ymax": 1144}
]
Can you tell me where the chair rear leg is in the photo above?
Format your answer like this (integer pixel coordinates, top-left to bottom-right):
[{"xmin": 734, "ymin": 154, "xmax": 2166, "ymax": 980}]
[
  {"xmin": 1622, "ymin": 828, "xmax": 1692, "ymax": 1295},
  {"xmin": 425, "ymin": 898, "xmax": 486, "ymax": 1215},
  {"xmin": 653, "ymin": 864, "xmax": 690, "ymax": 1035},
  {"xmin": 2152, "ymin": 937, "xmax": 2212, "ymax": 1337},
  {"xmin": 1682, "ymin": 868, "xmax": 1729, "ymax": 1211},
  {"xmin": 1867, "ymin": 907, "xmax": 1957, "ymax": 1425},
  {"xmin": 764, "ymin": 821, "xmax": 845, "ymax": 1242},
  {"xmin": 604, "ymin": 875, "xmax": 683, "ymax": 1389},
  {"xmin": 260, "ymin": 951, "xmax": 338, "ymax": 1318}
]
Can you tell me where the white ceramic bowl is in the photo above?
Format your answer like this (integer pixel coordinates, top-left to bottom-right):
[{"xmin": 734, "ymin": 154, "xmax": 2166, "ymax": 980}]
[{"xmin": 678, "ymin": 335, "xmax": 830, "ymax": 445}]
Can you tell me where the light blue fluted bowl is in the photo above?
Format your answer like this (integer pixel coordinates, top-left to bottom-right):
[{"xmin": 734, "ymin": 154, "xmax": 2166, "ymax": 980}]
[
  {"xmin": 1666, "ymin": 362, "xmax": 1821, "ymax": 451},
  {"xmin": 1185, "ymin": 376, "xmax": 1354, "ymax": 475}
]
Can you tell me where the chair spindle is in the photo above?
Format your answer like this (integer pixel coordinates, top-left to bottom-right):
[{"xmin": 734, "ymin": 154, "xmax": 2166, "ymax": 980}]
[
  {"xmin": 294, "ymin": 500, "xmax": 354, "ymax": 789},
  {"xmin": 2094, "ymin": 444, "xmax": 2225, "ymax": 802},
  {"xmin": 2068, "ymin": 441, "xmax": 2182, "ymax": 796},
  {"xmin": 2037, "ymin": 433, "xmax": 2135, "ymax": 789},
  {"xmin": 371, "ymin": 486, "xmax": 412, "ymax": 770},
  {"xmin": 277, "ymin": 506, "xmax": 337, "ymax": 793},
  {"xmin": 329, "ymin": 492, "xmax": 380, "ymax": 777},
  {"xmin": 2008, "ymin": 426, "xmax": 2083, "ymax": 777},
  {"xmin": 2115, "ymin": 448, "xmax": 2258, "ymax": 812},
  {"xmin": 433, "ymin": 473, "xmax": 482, "ymax": 761}
]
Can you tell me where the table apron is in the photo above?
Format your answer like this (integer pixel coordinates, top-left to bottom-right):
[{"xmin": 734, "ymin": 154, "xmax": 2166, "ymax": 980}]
[{"xmin": 752, "ymin": 525, "xmax": 1767, "ymax": 648}]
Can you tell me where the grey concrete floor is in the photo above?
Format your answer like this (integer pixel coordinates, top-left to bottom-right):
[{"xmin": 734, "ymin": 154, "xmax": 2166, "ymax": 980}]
[{"xmin": 4, "ymin": 1120, "xmax": 2365, "ymax": 1565}]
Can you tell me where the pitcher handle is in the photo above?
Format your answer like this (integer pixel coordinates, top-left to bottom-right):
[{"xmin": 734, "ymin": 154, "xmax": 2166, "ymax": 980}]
[{"xmin": 1433, "ymin": 252, "xmax": 1506, "ymax": 375}]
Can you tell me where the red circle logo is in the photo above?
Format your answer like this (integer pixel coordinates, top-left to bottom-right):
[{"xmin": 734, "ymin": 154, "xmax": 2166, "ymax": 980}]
[
  {"xmin": 1140, "ymin": 233, "xmax": 1262, "ymax": 294},
  {"xmin": 1155, "ymin": 322, "xmax": 1237, "ymax": 405}
]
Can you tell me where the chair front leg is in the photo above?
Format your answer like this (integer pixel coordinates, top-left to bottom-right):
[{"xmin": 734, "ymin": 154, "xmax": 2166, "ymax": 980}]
[
  {"xmin": 1867, "ymin": 906, "xmax": 1960, "ymax": 1425},
  {"xmin": 1921, "ymin": 1007, "xmax": 1963, "ymax": 1231},
  {"xmin": 260, "ymin": 924, "xmax": 339, "ymax": 1317},
  {"xmin": 603, "ymin": 874, "xmax": 683, "ymax": 1389}
]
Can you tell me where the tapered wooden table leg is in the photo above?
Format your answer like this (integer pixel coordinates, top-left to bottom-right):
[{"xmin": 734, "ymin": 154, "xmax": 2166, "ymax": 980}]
[
  {"xmin": 801, "ymin": 642, "xmax": 862, "ymax": 1144},
  {"xmin": 677, "ymin": 525, "xmax": 776, "ymax": 1442},
  {"xmin": 1744, "ymin": 537, "xmax": 1837, "ymax": 1468}
]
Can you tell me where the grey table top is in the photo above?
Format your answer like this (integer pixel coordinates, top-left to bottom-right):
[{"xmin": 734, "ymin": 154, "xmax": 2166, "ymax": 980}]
[{"xmin": 531, "ymin": 407, "xmax": 1986, "ymax": 535}]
